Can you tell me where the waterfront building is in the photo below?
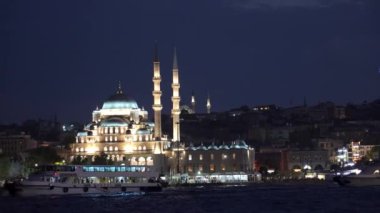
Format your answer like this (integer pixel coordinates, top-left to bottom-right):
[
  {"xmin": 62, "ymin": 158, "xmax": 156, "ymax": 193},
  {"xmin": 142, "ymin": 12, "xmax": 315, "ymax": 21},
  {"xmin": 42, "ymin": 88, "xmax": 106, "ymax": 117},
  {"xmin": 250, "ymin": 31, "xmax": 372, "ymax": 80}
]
[
  {"xmin": 167, "ymin": 141, "xmax": 255, "ymax": 183},
  {"xmin": 317, "ymin": 138, "xmax": 344, "ymax": 163},
  {"xmin": 287, "ymin": 150, "xmax": 328, "ymax": 172},
  {"xmin": 0, "ymin": 132, "xmax": 37, "ymax": 155},
  {"xmin": 348, "ymin": 141, "xmax": 380, "ymax": 162}
]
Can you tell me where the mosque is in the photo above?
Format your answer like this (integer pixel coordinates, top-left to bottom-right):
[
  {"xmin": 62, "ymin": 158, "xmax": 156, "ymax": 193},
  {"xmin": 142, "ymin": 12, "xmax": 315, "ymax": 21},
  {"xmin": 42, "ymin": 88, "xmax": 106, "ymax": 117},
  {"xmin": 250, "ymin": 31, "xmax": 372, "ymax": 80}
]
[{"xmin": 70, "ymin": 45, "xmax": 255, "ymax": 183}]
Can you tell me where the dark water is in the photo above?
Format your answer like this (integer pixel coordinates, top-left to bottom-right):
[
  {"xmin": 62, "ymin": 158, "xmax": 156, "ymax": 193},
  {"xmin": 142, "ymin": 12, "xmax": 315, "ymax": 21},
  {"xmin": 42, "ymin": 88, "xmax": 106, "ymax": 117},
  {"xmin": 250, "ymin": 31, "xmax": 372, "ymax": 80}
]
[{"xmin": 1, "ymin": 183, "xmax": 380, "ymax": 213}]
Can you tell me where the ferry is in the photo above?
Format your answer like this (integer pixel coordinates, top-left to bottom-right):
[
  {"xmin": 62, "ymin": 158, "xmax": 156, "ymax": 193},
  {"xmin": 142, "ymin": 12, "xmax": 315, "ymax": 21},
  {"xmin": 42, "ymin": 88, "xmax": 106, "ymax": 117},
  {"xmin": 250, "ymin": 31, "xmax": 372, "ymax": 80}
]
[
  {"xmin": 333, "ymin": 162, "xmax": 380, "ymax": 186},
  {"xmin": 5, "ymin": 165, "xmax": 163, "ymax": 196}
]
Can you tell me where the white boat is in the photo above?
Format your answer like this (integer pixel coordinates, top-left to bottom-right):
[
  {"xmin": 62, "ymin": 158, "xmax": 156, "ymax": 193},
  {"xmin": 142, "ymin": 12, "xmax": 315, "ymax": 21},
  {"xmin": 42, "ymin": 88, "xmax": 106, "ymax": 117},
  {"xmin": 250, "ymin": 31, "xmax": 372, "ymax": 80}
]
[
  {"xmin": 7, "ymin": 165, "xmax": 163, "ymax": 196},
  {"xmin": 333, "ymin": 163, "xmax": 380, "ymax": 186}
]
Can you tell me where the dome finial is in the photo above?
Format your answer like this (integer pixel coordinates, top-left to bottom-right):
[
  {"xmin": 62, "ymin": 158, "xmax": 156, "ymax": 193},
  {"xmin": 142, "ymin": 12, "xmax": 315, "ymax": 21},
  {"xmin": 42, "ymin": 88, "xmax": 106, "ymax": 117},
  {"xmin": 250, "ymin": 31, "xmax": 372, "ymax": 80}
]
[{"xmin": 117, "ymin": 81, "xmax": 123, "ymax": 94}]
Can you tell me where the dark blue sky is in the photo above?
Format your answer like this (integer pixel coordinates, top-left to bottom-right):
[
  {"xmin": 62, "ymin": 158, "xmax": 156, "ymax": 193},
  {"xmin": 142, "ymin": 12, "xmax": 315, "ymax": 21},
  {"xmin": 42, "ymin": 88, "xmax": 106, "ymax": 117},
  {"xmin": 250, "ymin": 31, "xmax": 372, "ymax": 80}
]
[{"xmin": 1, "ymin": 0, "xmax": 379, "ymax": 124}]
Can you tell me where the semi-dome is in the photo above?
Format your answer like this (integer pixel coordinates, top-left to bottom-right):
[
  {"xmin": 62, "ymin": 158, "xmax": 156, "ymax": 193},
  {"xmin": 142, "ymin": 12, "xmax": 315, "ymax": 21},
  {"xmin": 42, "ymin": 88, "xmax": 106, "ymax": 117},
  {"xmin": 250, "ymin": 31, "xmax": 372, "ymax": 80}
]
[
  {"xmin": 102, "ymin": 85, "xmax": 138, "ymax": 110},
  {"xmin": 136, "ymin": 128, "xmax": 151, "ymax": 135},
  {"xmin": 208, "ymin": 143, "xmax": 219, "ymax": 150},
  {"xmin": 197, "ymin": 143, "xmax": 208, "ymax": 150},
  {"xmin": 100, "ymin": 117, "xmax": 129, "ymax": 127},
  {"xmin": 219, "ymin": 143, "xmax": 230, "ymax": 150}
]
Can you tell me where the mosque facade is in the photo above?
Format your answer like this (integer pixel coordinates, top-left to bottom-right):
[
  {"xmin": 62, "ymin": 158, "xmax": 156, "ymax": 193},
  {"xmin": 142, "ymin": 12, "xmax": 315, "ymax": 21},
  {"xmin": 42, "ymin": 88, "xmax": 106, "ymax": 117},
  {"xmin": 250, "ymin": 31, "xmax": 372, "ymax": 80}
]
[{"xmin": 70, "ymin": 45, "xmax": 255, "ymax": 183}]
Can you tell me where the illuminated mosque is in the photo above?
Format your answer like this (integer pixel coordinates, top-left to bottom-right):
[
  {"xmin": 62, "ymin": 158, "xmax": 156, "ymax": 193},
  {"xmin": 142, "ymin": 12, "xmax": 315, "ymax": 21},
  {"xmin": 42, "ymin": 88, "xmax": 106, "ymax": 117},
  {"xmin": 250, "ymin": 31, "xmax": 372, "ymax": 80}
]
[{"xmin": 70, "ymin": 45, "xmax": 255, "ymax": 182}]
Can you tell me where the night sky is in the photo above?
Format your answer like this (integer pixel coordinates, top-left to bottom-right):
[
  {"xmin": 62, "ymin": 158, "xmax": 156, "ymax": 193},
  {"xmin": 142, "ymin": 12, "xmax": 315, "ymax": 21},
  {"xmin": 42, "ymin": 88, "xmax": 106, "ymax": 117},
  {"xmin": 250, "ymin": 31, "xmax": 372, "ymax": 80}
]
[{"xmin": 1, "ymin": 0, "xmax": 379, "ymax": 124}]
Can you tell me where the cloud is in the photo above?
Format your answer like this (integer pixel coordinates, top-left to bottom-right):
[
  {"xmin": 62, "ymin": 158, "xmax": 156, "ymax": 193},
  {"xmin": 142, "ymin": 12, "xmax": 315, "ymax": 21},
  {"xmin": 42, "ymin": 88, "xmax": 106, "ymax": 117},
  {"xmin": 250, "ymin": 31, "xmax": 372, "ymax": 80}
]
[{"xmin": 228, "ymin": 0, "xmax": 362, "ymax": 10}]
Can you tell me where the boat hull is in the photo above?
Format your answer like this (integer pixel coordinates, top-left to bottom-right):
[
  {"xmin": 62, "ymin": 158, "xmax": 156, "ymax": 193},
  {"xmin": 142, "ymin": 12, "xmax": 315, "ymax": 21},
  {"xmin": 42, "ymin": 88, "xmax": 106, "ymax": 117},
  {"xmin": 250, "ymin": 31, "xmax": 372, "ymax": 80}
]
[
  {"xmin": 8, "ymin": 183, "xmax": 161, "ymax": 196},
  {"xmin": 334, "ymin": 175, "xmax": 380, "ymax": 187}
]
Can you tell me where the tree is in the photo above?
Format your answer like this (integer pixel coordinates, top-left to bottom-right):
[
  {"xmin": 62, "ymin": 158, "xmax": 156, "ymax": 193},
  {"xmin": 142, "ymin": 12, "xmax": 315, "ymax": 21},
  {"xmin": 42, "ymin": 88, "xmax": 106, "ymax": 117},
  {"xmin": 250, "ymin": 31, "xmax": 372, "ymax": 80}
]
[
  {"xmin": 366, "ymin": 146, "xmax": 380, "ymax": 160},
  {"xmin": 330, "ymin": 164, "xmax": 340, "ymax": 171},
  {"xmin": 62, "ymin": 134, "xmax": 76, "ymax": 149},
  {"xmin": 72, "ymin": 156, "xmax": 84, "ymax": 165},
  {"xmin": 0, "ymin": 154, "xmax": 10, "ymax": 179},
  {"xmin": 259, "ymin": 166, "xmax": 268, "ymax": 175},
  {"xmin": 92, "ymin": 152, "xmax": 114, "ymax": 165},
  {"xmin": 26, "ymin": 147, "xmax": 62, "ymax": 167}
]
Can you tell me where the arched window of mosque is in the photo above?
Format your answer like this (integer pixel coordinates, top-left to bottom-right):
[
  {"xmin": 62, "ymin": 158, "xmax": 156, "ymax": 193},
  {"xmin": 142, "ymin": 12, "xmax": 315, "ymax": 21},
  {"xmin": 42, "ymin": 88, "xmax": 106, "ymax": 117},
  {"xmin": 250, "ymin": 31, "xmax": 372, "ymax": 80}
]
[
  {"xmin": 143, "ymin": 146, "xmax": 146, "ymax": 151},
  {"xmin": 115, "ymin": 127, "xmax": 119, "ymax": 134},
  {"xmin": 109, "ymin": 146, "xmax": 113, "ymax": 151},
  {"xmin": 139, "ymin": 136, "xmax": 142, "ymax": 141},
  {"xmin": 105, "ymin": 136, "xmax": 108, "ymax": 142},
  {"xmin": 115, "ymin": 136, "xmax": 118, "ymax": 142},
  {"xmin": 221, "ymin": 164, "xmax": 226, "ymax": 171},
  {"xmin": 138, "ymin": 146, "xmax": 142, "ymax": 151},
  {"xmin": 199, "ymin": 154, "xmax": 203, "ymax": 161},
  {"xmin": 131, "ymin": 157, "xmax": 137, "ymax": 165},
  {"xmin": 76, "ymin": 138, "xmax": 78, "ymax": 143},
  {"xmin": 188, "ymin": 154, "xmax": 192, "ymax": 161},
  {"xmin": 104, "ymin": 147, "xmax": 108, "ymax": 152},
  {"xmin": 146, "ymin": 156, "xmax": 153, "ymax": 166},
  {"xmin": 210, "ymin": 154, "xmax": 214, "ymax": 160},
  {"xmin": 138, "ymin": 157, "xmax": 146, "ymax": 166},
  {"xmin": 232, "ymin": 153, "xmax": 236, "ymax": 160},
  {"xmin": 115, "ymin": 147, "xmax": 119, "ymax": 151},
  {"xmin": 75, "ymin": 148, "xmax": 79, "ymax": 152},
  {"xmin": 81, "ymin": 137, "xmax": 84, "ymax": 143},
  {"xmin": 105, "ymin": 127, "xmax": 108, "ymax": 134},
  {"xmin": 80, "ymin": 147, "xmax": 84, "ymax": 152},
  {"xmin": 110, "ymin": 136, "xmax": 113, "ymax": 142}
]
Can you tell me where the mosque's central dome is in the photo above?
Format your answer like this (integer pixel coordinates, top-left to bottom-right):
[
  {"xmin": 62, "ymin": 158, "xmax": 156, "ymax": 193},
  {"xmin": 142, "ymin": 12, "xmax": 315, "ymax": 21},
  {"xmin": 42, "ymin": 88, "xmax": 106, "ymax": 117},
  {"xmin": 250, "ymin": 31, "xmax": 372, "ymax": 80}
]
[{"xmin": 101, "ymin": 86, "xmax": 138, "ymax": 110}]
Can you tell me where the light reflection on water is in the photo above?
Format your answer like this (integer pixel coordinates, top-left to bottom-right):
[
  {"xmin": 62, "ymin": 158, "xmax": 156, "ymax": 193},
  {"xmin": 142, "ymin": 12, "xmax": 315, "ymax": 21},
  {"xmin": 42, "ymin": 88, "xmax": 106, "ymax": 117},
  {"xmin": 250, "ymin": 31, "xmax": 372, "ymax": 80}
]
[{"xmin": 1, "ymin": 184, "xmax": 380, "ymax": 213}]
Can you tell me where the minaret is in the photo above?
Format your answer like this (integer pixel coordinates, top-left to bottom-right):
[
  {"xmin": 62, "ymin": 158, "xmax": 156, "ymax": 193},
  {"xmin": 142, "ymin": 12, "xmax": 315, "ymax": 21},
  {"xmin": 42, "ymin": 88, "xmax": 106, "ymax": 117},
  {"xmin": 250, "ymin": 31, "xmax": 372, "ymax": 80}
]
[
  {"xmin": 191, "ymin": 90, "xmax": 196, "ymax": 113},
  {"xmin": 171, "ymin": 47, "xmax": 181, "ymax": 142},
  {"xmin": 206, "ymin": 92, "xmax": 211, "ymax": 114},
  {"xmin": 152, "ymin": 42, "xmax": 162, "ymax": 139}
]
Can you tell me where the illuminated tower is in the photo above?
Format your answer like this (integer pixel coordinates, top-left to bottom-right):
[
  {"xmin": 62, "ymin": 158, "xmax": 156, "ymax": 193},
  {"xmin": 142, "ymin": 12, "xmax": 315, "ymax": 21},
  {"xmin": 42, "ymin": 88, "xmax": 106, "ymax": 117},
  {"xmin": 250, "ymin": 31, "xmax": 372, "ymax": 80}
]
[
  {"xmin": 171, "ymin": 48, "xmax": 181, "ymax": 142},
  {"xmin": 206, "ymin": 93, "xmax": 211, "ymax": 114},
  {"xmin": 191, "ymin": 90, "xmax": 196, "ymax": 113},
  {"xmin": 152, "ymin": 43, "xmax": 162, "ymax": 139}
]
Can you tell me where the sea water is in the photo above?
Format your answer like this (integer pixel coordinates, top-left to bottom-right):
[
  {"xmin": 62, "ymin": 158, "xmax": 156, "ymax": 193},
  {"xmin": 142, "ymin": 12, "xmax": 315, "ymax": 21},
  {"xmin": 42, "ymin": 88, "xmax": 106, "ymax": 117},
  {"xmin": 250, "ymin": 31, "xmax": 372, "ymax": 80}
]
[{"xmin": 1, "ymin": 183, "xmax": 380, "ymax": 212}]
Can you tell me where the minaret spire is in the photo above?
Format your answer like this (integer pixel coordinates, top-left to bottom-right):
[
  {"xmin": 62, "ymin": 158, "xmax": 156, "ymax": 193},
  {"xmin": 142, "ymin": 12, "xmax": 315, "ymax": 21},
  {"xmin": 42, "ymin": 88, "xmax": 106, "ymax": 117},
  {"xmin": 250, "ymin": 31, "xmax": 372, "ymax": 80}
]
[
  {"xmin": 153, "ymin": 41, "xmax": 159, "ymax": 62},
  {"xmin": 171, "ymin": 47, "xmax": 181, "ymax": 142},
  {"xmin": 173, "ymin": 47, "xmax": 178, "ymax": 70},
  {"xmin": 191, "ymin": 90, "xmax": 196, "ymax": 113},
  {"xmin": 152, "ymin": 42, "xmax": 162, "ymax": 139},
  {"xmin": 206, "ymin": 92, "xmax": 211, "ymax": 114}
]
